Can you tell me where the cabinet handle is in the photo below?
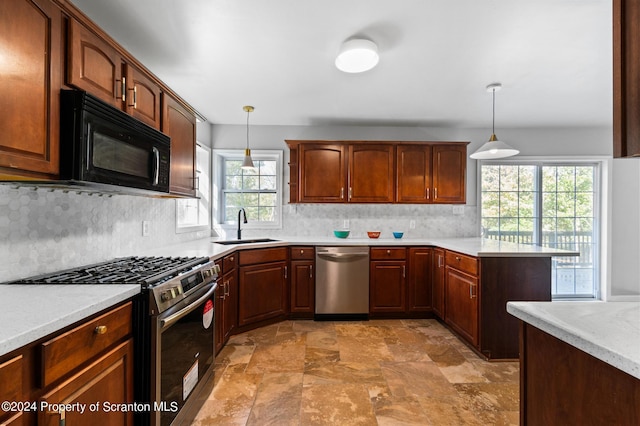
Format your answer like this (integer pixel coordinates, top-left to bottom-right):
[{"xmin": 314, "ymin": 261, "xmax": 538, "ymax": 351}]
[
  {"xmin": 47, "ymin": 407, "xmax": 65, "ymax": 426},
  {"xmin": 387, "ymin": 250, "xmax": 391, "ymax": 255},
  {"xmin": 284, "ymin": 266, "xmax": 288, "ymax": 279},
  {"xmin": 224, "ymin": 281, "xmax": 230, "ymax": 297},
  {"xmin": 470, "ymin": 284, "xmax": 476, "ymax": 299},
  {"xmin": 309, "ymin": 264, "xmax": 313, "ymax": 278},
  {"xmin": 438, "ymin": 255, "xmax": 443, "ymax": 268},
  {"xmin": 456, "ymin": 256, "xmax": 461, "ymax": 261},
  {"xmin": 300, "ymin": 249, "xmax": 304, "ymax": 255},
  {"xmin": 341, "ymin": 187, "xmax": 344, "ymax": 199},
  {"xmin": 434, "ymin": 187, "xmax": 438, "ymax": 199},
  {"xmin": 402, "ymin": 265, "xmax": 406, "ymax": 278},
  {"xmin": 349, "ymin": 187, "xmax": 353, "ymax": 200},
  {"xmin": 128, "ymin": 85, "xmax": 137, "ymax": 108},
  {"xmin": 426, "ymin": 187, "xmax": 430, "ymax": 200},
  {"xmin": 94, "ymin": 325, "xmax": 107, "ymax": 335},
  {"xmin": 121, "ymin": 76, "xmax": 126, "ymax": 102}
]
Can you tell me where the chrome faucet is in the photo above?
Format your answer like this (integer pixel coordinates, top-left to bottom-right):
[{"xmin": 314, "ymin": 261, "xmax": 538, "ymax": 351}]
[{"xmin": 237, "ymin": 208, "xmax": 247, "ymax": 240}]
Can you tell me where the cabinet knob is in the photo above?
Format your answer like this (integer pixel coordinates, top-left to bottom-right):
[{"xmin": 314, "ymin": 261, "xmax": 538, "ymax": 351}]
[
  {"xmin": 387, "ymin": 250, "xmax": 391, "ymax": 255},
  {"xmin": 456, "ymin": 256, "xmax": 461, "ymax": 261},
  {"xmin": 94, "ymin": 325, "xmax": 107, "ymax": 335},
  {"xmin": 300, "ymin": 250, "xmax": 304, "ymax": 254}
]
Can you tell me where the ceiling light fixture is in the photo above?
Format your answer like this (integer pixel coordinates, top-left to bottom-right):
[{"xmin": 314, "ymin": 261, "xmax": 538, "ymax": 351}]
[
  {"xmin": 335, "ymin": 38, "xmax": 379, "ymax": 73},
  {"xmin": 241, "ymin": 105, "xmax": 255, "ymax": 170},
  {"xmin": 470, "ymin": 83, "xmax": 520, "ymax": 160}
]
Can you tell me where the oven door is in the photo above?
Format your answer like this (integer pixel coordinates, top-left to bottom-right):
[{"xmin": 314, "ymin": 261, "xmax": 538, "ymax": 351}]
[{"xmin": 153, "ymin": 282, "xmax": 216, "ymax": 426}]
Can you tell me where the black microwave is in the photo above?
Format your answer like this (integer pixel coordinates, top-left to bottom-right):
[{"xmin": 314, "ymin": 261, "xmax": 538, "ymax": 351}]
[{"xmin": 59, "ymin": 90, "xmax": 170, "ymax": 194}]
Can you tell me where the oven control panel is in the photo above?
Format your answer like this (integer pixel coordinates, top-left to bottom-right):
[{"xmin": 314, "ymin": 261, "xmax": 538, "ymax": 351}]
[{"xmin": 151, "ymin": 262, "xmax": 219, "ymax": 314}]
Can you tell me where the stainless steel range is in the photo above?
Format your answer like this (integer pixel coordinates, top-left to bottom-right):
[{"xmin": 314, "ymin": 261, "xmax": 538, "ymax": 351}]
[{"xmin": 8, "ymin": 256, "xmax": 220, "ymax": 426}]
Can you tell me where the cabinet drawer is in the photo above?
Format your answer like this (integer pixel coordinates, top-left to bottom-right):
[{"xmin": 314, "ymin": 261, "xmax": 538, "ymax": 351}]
[
  {"xmin": 239, "ymin": 247, "xmax": 288, "ymax": 265},
  {"xmin": 370, "ymin": 247, "xmax": 406, "ymax": 260},
  {"xmin": 41, "ymin": 302, "xmax": 132, "ymax": 388},
  {"xmin": 290, "ymin": 246, "xmax": 315, "ymax": 260},
  {"xmin": 0, "ymin": 355, "xmax": 22, "ymax": 404},
  {"xmin": 445, "ymin": 251, "xmax": 478, "ymax": 276},
  {"xmin": 223, "ymin": 252, "xmax": 238, "ymax": 272}
]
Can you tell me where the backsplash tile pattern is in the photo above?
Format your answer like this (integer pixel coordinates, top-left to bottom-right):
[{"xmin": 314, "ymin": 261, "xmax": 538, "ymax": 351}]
[
  {"xmin": 0, "ymin": 185, "xmax": 209, "ymax": 281},
  {"xmin": 1, "ymin": 185, "xmax": 477, "ymax": 282}
]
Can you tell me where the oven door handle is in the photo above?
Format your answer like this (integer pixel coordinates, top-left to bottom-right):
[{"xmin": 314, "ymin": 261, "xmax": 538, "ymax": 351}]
[{"xmin": 159, "ymin": 283, "xmax": 217, "ymax": 330}]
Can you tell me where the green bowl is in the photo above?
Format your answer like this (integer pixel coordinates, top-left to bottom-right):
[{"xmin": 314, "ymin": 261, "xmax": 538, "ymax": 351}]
[{"xmin": 333, "ymin": 230, "xmax": 350, "ymax": 238}]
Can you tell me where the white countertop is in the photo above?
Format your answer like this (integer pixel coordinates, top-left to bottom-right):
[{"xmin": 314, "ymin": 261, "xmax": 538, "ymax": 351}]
[
  {"xmin": 0, "ymin": 237, "xmax": 575, "ymax": 359},
  {"xmin": 0, "ymin": 284, "xmax": 139, "ymax": 357},
  {"xmin": 507, "ymin": 301, "xmax": 640, "ymax": 379},
  {"xmin": 144, "ymin": 236, "xmax": 578, "ymax": 260}
]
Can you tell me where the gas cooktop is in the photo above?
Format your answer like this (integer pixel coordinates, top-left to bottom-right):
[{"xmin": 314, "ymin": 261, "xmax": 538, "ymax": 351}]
[{"xmin": 6, "ymin": 256, "xmax": 211, "ymax": 287}]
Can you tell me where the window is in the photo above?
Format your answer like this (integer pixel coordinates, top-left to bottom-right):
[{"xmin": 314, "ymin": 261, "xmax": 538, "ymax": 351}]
[
  {"xmin": 480, "ymin": 161, "xmax": 600, "ymax": 298},
  {"xmin": 176, "ymin": 143, "xmax": 211, "ymax": 232},
  {"xmin": 213, "ymin": 150, "xmax": 283, "ymax": 230}
]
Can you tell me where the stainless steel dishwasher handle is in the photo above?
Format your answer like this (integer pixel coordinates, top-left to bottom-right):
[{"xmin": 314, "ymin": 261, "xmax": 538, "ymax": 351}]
[{"xmin": 317, "ymin": 252, "xmax": 368, "ymax": 261}]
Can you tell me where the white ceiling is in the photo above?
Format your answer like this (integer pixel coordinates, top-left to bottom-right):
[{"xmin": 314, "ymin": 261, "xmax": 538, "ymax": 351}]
[{"xmin": 69, "ymin": 0, "xmax": 612, "ymax": 128}]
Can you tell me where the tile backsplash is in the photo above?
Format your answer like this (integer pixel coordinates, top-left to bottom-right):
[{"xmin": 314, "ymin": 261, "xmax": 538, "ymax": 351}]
[
  {"xmin": 1, "ymin": 185, "xmax": 477, "ymax": 281},
  {"xmin": 0, "ymin": 185, "xmax": 209, "ymax": 281}
]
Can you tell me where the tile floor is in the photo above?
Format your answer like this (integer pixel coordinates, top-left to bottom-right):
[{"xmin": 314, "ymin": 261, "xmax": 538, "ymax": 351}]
[{"xmin": 193, "ymin": 319, "xmax": 520, "ymax": 425}]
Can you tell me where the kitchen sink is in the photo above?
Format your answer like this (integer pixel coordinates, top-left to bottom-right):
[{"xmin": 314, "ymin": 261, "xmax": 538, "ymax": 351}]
[{"xmin": 214, "ymin": 238, "xmax": 280, "ymax": 245}]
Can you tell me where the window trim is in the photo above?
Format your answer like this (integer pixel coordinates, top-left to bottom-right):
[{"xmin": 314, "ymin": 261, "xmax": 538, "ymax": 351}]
[
  {"xmin": 212, "ymin": 149, "xmax": 283, "ymax": 232},
  {"xmin": 175, "ymin": 142, "xmax": 212, "ymax": 234},
  {"xmin": 476, "ymin": 155, "xmax": 607, "ymax": 300}
]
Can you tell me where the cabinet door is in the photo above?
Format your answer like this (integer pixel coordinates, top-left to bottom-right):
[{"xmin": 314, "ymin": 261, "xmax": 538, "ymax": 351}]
[
  {"xmin": 124, "ymin": 64, "xmax": 161, "ymax": 129},
  {"xmin": 223, "ymin": 270, "xmax": 238, "ymax": 342},
  {"xmin": 215, "ymin": 284, "xmax": 225, "ymax": 354},
  {"xmin": 397, "ymin": 145, "xmax": 432, "ymax": 203},
  {"xmin": 67, "ymin": 18, "xmax": 123, "ymax": 108},
  {"xmin": 370, "ymin": 261, "xmax": 406, "ymax": 314},
  {"xmin": 445, "ymin": 267, "xmax": 478, "ymax": 346},
  {"xmin": 0, "ymin": 0, "xmax": 61, "ymax": 178},
  {"xmin": 163, "ymin": 94, "xmax": 196, "ymax": 196},
  {"xmin": 432, "ymin": 248, "xmax": 445, "ymax": 318},
  {"xmin": 39, "ymin": 340, "xmax": 134, "ymax": 426},
  {"xmin": 349, "ymin": 144, "xmax": 395, "ymax": 203},
  {"xmin": 432, "ymin": 144, "xmax": 466, "ymax": 203},
  {"xmin": 290, "ymin": 260, "xmax": 315, "ymax": 315},
  {"xmin": 614, "ymin": 0, "xmax": 640, "ymax": 157},
  {"xmin": 408, "ymin": 248, "xmax": 432, "ymax": 313},
  {"xmin": 238, "ymin": 261, "xmax": 287, "ymax": 327},
  {"xmin": 299, "ymin": 144, "xmax": 347, "ymax": 202}
]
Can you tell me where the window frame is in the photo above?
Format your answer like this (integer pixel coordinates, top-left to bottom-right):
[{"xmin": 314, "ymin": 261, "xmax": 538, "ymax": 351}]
[
  {"xmin": 212, "ymin": 149, "xmax": 283, "ymax": 232},
  {"xmin": 175, "ymin": 142, "xmax": 211, "ymax": 233},
  {"xmin": 477, "ymin": 156, "xmax": 604, "ymax": 300}
]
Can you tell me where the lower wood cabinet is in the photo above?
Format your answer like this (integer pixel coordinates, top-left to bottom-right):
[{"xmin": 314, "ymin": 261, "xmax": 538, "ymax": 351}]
[
  {"xmin": 0, "ymin": 300, "xmax": 134, "ymax": 426},
  {"xmin": 39, "ymin": 340, "xmax": 134, "ymax": 426},
  {"xmin": 290, "ymin": 247, "xmax": 315, "ymax": 318},
  {"xmin": 444, "ymin": 265, "xmax": 479, "ymax": 346},
  {"xmin": 215, "ymin": 253, "xmax": 238, "ymax": 354},
  {"xmin": 238, "ymin": 248, "xmax": 288, "ymax": 329},
  {"xmin": 519, "ymin": 323, "xmax": 640, "ymax": 425},
  {"xmin": 370, "ymin": 248, "xmax": 407, "ymax": 315},
  {"xmin": 432, "ymin": 248, "xmax": 445, "ymax": 318},
  {"xmin": 407, "ymin": 247, "xmax": 433, "ymax": 314}
]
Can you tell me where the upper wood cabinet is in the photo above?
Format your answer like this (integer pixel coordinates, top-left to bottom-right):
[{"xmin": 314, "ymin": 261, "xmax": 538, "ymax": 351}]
[
  {"xmin": 396, "ymin": 143, "xmax": 466, "ymax": 204},
  {"xmin": 0, "ymin": 0, "xmax": 62, "ymax": 179},
  {"xmin": 287, "ymin": 140, "xmax": 467, "ymax": 204},
  {"xmin": 163, "ymin": 94, "xmax": 197, "ymax": 197},
  {"xmin": 67, "ymin": 18, "xmax": 162, "ymax": 130},
  {"xmin": 349, "ymin": 144, "xmax": 395, "ymax": 202},
  {"xmin": 613, "ymin": 0, "xmax": 640, "ymax": 157}
]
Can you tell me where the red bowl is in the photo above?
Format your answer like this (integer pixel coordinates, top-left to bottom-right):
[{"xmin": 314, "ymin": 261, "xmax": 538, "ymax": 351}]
[{"xmin": 367, "ymin": 231, "xmax": 381, "ymax": 239}]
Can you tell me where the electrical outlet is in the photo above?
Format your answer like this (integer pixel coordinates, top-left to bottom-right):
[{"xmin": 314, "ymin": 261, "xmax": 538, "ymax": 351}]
[
  {"xmin": 142, "ymin": 220, "xmax": 150, "ymax": 237},
  {"xmin": 453, "ymin": 206, "xmax": 465, "ymax": 215},
  {"xmin": 343, "ymin": 219, "xmax": 350, "ymax": 229},
  {"xmin": 409, "ymin": 220, "xmax": 416, "ymax": 229}
]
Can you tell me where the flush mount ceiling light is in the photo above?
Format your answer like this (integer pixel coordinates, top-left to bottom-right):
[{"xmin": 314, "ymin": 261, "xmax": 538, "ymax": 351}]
[
  {"xmin": 241, "ymin": 105, "xmax": 255, "ymax": 170},
  {"xmin": 335, "ymin": 38, "xmax": 379, "ymax": 73},
  {"xmin": 470, "ymin": 83, "xmax": 520, "ymax": 160}
]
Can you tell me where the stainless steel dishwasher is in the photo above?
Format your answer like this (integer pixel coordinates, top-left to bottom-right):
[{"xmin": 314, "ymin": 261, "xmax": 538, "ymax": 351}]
[{"xmin": 315, "ymin": 246, "xmax": 370, "ymax": 320}]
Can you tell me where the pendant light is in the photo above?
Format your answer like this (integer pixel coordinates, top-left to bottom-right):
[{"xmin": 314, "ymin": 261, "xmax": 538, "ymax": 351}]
[
  {"xmin": 470, "ymin": 83, "xmax": 519, "ymax": 160},
  {"xmin": 241, "ymin": 105, "xmax": 255, "ymax": 170}
]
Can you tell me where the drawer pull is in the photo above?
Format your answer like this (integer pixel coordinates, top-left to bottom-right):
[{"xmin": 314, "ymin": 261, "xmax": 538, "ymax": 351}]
[
  {"xmin": 456, "ymin": 256, "xmax": 461, "ymax": 261},
  {"xmin": 94, "ymin": 325, "xmax": 107, "ymax": 335},
  {"xmin": 387, "ymin": 250, "xmax": 391, "ymax": 255},
  {"xmin": 300, "ymin": 250, "xmax": 304, "ymax": 254}
]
